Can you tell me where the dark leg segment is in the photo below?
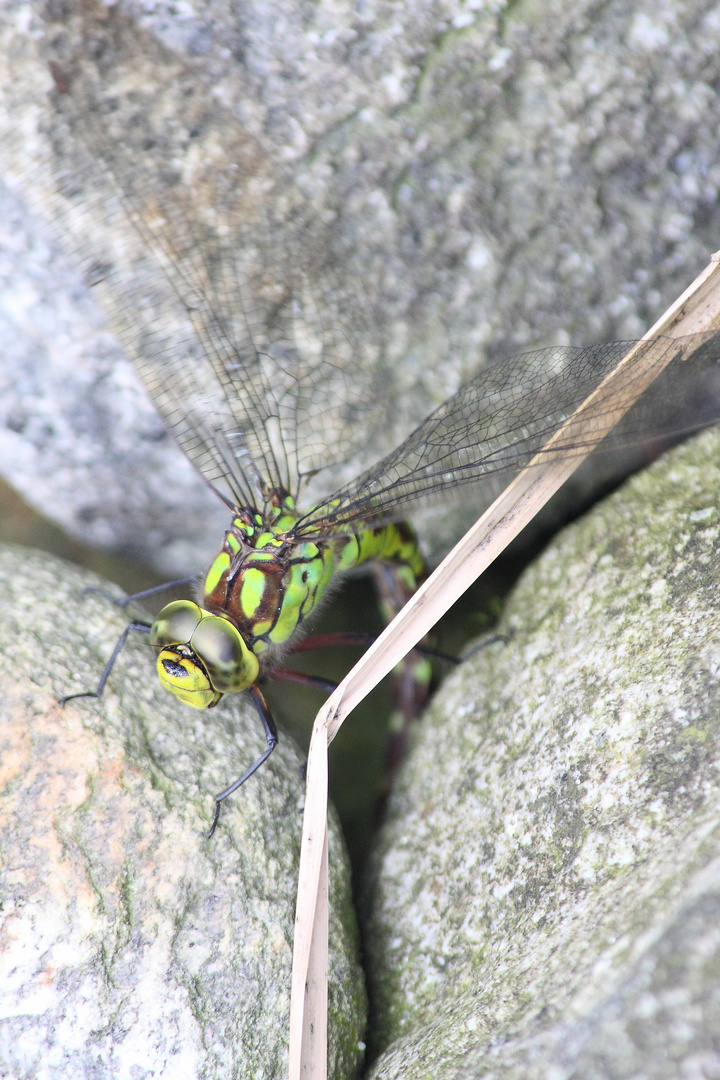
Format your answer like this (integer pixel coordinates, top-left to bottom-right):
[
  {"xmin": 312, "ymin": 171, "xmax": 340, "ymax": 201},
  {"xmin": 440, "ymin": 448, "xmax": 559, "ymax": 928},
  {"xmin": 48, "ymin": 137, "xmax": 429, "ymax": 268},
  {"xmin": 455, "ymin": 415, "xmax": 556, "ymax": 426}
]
[
  {"xmin": 289, "ymin": 630, "xmax": 459, "ymax": 666},
  {"xmin": 60, "ymin": 621, "xmax": 152, "ymax": 705},
  {"xmin": 82, "ymin": 576, "xmax": 196, "ymax": 609},
  {"xmin": 262, "ymin": 666, "xmax": 338, "ymax": 694},
  {"xmin": 288, "ymin": 631, "xmax": 377, "ymax": 653},
  {"xmin": 207, "ymin": 683, "xmax": 278, "ymax": 837}
]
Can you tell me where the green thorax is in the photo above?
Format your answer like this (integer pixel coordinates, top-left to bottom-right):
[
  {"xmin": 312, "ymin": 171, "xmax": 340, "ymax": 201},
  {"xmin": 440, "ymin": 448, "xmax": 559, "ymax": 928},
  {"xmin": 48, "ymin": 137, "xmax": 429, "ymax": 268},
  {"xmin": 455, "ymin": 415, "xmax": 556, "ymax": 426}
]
[{"xmin": 201, "ymin": 492, "xmax": 423, "ymax": 656}]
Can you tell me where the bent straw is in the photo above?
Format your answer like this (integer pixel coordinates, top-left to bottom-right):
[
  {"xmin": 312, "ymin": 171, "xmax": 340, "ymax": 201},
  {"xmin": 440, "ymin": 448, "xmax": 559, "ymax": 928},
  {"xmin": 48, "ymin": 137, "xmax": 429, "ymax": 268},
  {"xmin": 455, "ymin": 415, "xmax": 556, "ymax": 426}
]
[{"xmin": 289, "ymin": 251, "xmax": 720, "ymax": 1079}]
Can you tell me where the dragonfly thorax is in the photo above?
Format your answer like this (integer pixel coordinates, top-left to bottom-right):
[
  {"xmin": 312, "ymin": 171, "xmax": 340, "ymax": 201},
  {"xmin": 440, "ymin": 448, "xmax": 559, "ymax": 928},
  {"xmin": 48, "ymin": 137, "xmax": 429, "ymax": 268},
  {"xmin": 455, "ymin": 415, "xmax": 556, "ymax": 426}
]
[
  {"xmin": 201, "ymin": 501, "xmax": 336, "ymax": 657},
  {"xmin": 150, "ymin": 493, "xmax": 424, "ymax": 710}
]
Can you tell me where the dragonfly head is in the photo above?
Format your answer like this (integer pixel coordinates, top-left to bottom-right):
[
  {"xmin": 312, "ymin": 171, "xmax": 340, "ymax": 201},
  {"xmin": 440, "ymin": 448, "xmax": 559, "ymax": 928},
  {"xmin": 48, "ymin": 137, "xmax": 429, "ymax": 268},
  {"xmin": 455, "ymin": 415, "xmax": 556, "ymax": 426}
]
[{"xmin": 150, "ymin": 600, "xmax": 259, "ymax": 709}]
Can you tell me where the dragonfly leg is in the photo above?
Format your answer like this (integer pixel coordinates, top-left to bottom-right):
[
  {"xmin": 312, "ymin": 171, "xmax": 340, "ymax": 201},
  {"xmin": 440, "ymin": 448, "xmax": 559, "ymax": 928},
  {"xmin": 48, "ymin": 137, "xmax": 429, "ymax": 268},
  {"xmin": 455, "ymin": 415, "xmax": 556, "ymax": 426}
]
[
  {"xmin": 262, "ymin": 666, "xmax": 338, "ymax": 694},
  {"xmin": 287, "ymin": 630, "xmax": 376, "ymax": 653},
  {"xmin": 289, "ymin": 630, "xmax": 459, "ymax": 666},
  {"xmin": 81, "ymin": 576, "xmax": 196, "ymax": 610},
  {"xmin": 270, "ymin": 631, "xmax": 456, "ymax": 717},
  {"xmin": 460, "ymin": 632, "xmax": 508, "ymax": 661},
  {"xmin": 207, "ymin": 683, "xmax": 278, "ymax": 838},
  {"xmin": 60, "ymin": 621, "xmax": 151, "ymax": 705}
]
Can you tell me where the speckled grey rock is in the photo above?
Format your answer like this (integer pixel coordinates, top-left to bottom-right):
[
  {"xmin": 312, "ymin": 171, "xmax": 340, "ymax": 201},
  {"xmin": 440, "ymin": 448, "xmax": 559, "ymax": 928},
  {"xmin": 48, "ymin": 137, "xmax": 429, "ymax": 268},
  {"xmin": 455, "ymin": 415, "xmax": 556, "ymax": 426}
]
[
  {"xmin": 2, "ymin": 0, "xmax": 720, "ymax": 570},
  {"xmin": 0, "ymin": 544, "xmax": 366, "ymax": 1079},
  {"xmin": 363, "ymin": 426, "xmax": 720, "ymax": 1079}
]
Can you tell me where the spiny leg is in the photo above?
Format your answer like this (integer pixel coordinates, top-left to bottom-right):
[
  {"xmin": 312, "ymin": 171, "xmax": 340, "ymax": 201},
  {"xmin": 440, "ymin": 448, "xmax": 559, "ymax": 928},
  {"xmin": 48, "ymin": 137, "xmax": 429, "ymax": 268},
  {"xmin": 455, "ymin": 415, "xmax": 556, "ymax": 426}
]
[
  {"xmin": 60, "ymin": 621, "xmax": 152, "ymax": 705},
  {"xmin": 289, "ymin": 630, "xmax": 459, "ymax": 666},
  {"xmin": 262, "ymin": 666, "xmax": 338, "ymax": 694},
  {"xmin": 80, "ymin": 576, "xmax": 196, "ymax": 609},
  {"xmin": 207, "ymin": 683, "xmax": 278, "ymax": 838},
  {"xmin": 60, "ymin": 577, "xmax": 196, "ymax": 703}
]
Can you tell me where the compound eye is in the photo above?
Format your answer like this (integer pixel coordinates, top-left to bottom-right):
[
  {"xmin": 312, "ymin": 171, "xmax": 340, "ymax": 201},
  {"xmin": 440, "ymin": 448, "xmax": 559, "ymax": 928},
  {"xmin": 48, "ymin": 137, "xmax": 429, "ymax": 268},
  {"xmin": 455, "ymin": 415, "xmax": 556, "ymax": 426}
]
[
  {"xmin": 191, "ymin": 616, "xmax": 259, "ymax": 693},
  {"xmin": 156, "ymin": 650, "xmax": 222, "ymax": 709},
  {"xmin": 151, "ymin": 600, "xmax": 202, "ymax": 650}
]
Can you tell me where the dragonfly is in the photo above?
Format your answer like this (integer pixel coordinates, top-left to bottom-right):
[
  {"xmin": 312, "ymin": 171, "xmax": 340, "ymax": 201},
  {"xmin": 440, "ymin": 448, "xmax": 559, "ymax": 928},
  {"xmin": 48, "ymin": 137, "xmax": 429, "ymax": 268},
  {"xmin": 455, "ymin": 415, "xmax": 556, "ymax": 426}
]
[{"xmin": 24, "ymin": 53, "xmax": 720, "ymax": 834}]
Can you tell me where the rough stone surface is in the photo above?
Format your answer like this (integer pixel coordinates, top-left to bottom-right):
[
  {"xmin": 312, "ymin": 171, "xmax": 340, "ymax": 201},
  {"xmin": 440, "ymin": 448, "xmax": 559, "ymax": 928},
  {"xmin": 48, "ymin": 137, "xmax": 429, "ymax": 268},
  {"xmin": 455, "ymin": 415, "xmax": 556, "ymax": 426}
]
[
  {"xmin": 1, "ymin": 0, "xmax": 720, "ymax": 569},
  {"xmin": 363, "ymin": 426, "xmax": 720, "ymax": 1078},
  {"xmin": 0, "ymin": 545, "xmax": 366, "ymax": 1079}
]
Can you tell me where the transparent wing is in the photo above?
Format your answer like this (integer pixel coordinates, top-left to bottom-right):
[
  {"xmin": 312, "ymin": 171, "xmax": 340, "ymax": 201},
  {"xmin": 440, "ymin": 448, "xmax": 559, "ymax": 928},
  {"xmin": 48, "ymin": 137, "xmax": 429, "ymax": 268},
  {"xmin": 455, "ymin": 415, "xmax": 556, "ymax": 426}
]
[
  {"xmin": 8, "ymin": 14, "xmax": 392, "ymax": 512},
  {"xmin": 296, "ymin": 333, "xmax": 720, "ymax": 538},
  {"xmin": 7, "ymin": 11, "xmax": 719, "ymax": 550}
]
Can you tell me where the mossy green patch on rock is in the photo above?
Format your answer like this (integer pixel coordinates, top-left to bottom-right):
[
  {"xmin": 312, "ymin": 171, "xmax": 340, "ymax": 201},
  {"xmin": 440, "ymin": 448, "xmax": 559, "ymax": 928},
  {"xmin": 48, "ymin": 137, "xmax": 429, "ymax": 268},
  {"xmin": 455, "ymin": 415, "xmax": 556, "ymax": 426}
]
[{"xmin": 363, "ymin": 427, "xmax": 720, "ymax": 1078}]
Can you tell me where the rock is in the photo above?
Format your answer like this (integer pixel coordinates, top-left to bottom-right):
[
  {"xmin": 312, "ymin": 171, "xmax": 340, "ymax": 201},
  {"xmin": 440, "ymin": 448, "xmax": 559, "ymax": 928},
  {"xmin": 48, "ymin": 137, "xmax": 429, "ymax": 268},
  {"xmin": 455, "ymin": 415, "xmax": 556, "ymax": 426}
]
[
  {"xmin": 0, "ymin": 544, "xmax": 365, "ymax": 1079},
  {"xmin": 362, "ymin": 426, "xmax": 720, "ymax": 1078},
  {"xmin": 2, "ymin": 0, "xmax": 720, "ymax": 567}
]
